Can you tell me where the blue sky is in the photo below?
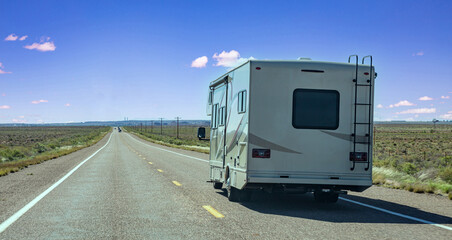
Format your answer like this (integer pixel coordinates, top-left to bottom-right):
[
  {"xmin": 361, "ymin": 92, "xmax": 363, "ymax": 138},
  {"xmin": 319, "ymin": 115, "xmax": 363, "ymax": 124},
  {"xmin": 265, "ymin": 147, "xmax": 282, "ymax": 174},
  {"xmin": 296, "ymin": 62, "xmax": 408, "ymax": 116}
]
[{"xmin": 0, "ymin": 0, "xmax": 451, "ymax": 123}]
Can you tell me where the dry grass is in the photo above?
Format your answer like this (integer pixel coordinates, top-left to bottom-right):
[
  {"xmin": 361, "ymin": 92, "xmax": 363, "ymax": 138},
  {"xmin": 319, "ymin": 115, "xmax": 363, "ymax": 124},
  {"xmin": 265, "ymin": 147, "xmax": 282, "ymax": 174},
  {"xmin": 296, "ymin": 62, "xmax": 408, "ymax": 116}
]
[
  {"xmin": 124, "ymin": 126, "xmax": 210, "ymax": 154},
  {"xmin": 0, "ymin": 127, "xmax": 110, "ymax": 177},
  {"xmin": 373, "ymin": 167, "xmax": 452, "ymax": 197}
]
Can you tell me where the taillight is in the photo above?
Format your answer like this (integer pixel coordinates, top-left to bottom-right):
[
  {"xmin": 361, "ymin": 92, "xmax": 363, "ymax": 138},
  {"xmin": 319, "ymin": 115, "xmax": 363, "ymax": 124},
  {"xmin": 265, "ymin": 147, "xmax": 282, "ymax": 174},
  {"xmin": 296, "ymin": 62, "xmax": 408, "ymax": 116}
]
[
  {"xmin": 350, "ymin": 152, "xmax": 367, "ymax": 161},
  {"xmin": 252, "ymin": 149, "xmax": 271, "ymax": 158}
]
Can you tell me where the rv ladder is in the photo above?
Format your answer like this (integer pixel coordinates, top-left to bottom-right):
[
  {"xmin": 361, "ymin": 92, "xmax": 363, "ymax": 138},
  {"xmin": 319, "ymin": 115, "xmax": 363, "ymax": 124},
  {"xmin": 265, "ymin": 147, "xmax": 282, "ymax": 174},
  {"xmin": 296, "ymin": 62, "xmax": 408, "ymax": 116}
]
[{"xmin": 348, "ymin": 55, "xmax": 373, "ymax": 171}]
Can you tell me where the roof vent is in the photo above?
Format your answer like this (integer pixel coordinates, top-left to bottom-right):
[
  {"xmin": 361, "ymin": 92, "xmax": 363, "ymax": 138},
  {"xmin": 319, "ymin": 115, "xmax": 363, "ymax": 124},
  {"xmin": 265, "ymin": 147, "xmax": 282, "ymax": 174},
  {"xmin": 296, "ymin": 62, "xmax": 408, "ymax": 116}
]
[{"xmin": 297, "ymin": 57, "xmax": 312, "ymax": 61}]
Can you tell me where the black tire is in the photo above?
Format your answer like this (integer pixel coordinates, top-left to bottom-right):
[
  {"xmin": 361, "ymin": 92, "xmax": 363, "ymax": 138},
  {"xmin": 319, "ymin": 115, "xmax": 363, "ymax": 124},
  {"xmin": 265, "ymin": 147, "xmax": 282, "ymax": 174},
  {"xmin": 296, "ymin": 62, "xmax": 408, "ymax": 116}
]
[
  {"xmin": 227, "ymin": 186, "xmax": 241, "ymax": 202},
  {"xmin": 213, "ymin": 182, "xmax": 223, "ymax": 189},
  {"xmin": 314, "ymin": 191, "xmax": 339, "ymax": 203}
]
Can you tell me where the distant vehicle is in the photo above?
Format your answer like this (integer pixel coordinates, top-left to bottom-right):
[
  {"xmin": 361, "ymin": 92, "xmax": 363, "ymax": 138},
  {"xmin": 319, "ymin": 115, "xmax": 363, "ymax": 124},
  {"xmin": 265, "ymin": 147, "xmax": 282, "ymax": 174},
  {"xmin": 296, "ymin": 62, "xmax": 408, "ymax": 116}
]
[
  {"xmin": 206, "ymin": 56, "xmax": 376, "ymax": 203},
  {"xmin": 118, "ymin": 127, "xmax": 122, "ymax": 132}
]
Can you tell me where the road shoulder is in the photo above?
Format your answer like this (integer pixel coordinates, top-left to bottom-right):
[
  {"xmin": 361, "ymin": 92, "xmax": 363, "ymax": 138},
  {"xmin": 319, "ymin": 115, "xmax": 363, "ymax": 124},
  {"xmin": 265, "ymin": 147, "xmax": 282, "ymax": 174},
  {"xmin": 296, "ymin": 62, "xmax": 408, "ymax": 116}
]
[{"xmin": 0, "ymin": 132, "xmax": 112, "ymax": 223}]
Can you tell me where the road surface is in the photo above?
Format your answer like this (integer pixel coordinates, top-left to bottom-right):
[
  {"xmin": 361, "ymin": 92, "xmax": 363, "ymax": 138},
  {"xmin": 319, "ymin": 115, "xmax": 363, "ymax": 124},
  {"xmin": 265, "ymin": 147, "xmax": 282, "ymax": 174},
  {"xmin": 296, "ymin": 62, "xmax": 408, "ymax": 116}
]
[{"xmin": 0, "ymin": 130, "xmax": 451, "ymax": 239}]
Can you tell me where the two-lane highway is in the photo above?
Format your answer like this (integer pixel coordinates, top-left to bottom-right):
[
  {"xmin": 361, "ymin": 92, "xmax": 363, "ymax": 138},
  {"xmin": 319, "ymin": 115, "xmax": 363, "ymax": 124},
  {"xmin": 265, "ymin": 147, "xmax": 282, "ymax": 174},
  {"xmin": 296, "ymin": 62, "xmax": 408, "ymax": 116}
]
[{"xmin": 1, "ymin": 131, "xmax": 451, "ymax": 239}]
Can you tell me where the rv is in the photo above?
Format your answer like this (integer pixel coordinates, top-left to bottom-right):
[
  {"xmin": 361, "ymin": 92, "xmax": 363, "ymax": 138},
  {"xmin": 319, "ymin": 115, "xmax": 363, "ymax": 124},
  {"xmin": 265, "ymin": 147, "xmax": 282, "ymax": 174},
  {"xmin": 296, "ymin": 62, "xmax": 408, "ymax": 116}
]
[{"xmin": 206, "ymin": 56, "xmax": 376, "ymax": 203}]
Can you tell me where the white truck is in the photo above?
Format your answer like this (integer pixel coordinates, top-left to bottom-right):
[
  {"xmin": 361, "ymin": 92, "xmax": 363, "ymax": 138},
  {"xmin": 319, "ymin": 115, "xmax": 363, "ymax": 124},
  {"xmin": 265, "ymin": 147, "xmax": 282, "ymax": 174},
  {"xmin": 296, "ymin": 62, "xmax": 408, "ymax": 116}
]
[{"xmin": 205, "ymin": 56, "xmax": 376, "ymax": 203}]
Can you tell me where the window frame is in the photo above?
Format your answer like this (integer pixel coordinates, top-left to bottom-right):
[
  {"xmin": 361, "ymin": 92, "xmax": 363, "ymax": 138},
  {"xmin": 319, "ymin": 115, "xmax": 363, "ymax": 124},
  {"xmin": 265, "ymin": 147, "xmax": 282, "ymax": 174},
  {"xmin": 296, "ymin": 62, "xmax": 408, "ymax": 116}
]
[
  {"xmin": 211, "ymin": 104, "xmax": 219, "ymax": 129},
  {"xmin": 219, "ymin": 106, "xmax": 226, "ymax": 126},
  {"xmin": 208, "ymin": 90, "xmax": 213, "ymax": 105},
  {"xmin": 292, "ymin": 88, "xmax": 340, "ymax": 130},
  {"xmin": 238, "ymin": 90, "xmax": 247, "ymax": 114}
]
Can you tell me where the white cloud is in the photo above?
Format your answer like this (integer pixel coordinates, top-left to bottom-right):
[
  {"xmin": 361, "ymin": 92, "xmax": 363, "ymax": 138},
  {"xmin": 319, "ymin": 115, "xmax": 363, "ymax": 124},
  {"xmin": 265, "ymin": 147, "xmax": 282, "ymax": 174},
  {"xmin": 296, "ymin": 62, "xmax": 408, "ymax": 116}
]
[
  {"xmin": 412, "ymin": 51, "xmax": 424, "ymax": 56},
  {"xmin": 12, "ymin": 118, "xmax": 27, "ymax": 123},
  {"xmin": 65, "ymin": 103, "xmax": 71, "ymax": 107},
  {"xmin": 396, "ymin": 108, "xmax": 436, "ymax": 114},
  {"xmin": 212, "ymin": 50, "xmax": 254, "ymax": 67},
  {"xmin": 440, "ymin": 114, "xmax": 452, "ymax": 120},
  {"xmin": 191, "ymin": 56, "xmax": 208, "ymax": 68},
  {"xmin": 418, "ymin": 96, "xmax": 433, "ymax": 101},
  {"xmin": 376, "ymin": 104, "xmax": 383, "ymax": 109},
  {"xmin": 388, "ymin": 100, "xmax": 415, "ymax": 108},
  {"xmin": 0, "ymin": 62, "xmax": 11, "ymax": 74},
  {"xmin": 19, "ymin": 35, "xmax": 28, "ymax": 41},
  {"xmin": 31, "ymin": 99, "xmax": 48, "ymax": 104},
  {"xmin": 0, "ymin": 105, "xmax": 11, "ymax": 109},
  {"xmin": 441, "ymin": 96, "xmax": 450, "ymax": 99},
  {"xmin": 4, "ymin": 34, "xmax": 18, "ymax": 41},
  {"xmin": 24, "ymin": 41, "xmax": 56, "ymax": 52},
  {"xmin": 213, "ymin": 50, "xmax": 240, "ymax": 67}
]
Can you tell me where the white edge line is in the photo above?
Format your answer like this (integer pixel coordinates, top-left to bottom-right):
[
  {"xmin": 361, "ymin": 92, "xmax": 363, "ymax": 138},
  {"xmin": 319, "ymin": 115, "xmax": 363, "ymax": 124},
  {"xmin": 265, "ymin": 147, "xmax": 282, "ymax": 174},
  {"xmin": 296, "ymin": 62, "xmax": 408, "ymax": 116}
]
[
  {"xmin": 0, "ymin": 132, "xmax": 113, "ymax": 234},
  {"xmin": 126, "ymin": 132, "xmax": 452, "ymax": 231},
  {"xmin": 126, "ymin": 133, "xmax": 209, "ymax": 163},
  {"xmin": 339, "ymin": 197, "xmax": 452, "ymax": 231}
]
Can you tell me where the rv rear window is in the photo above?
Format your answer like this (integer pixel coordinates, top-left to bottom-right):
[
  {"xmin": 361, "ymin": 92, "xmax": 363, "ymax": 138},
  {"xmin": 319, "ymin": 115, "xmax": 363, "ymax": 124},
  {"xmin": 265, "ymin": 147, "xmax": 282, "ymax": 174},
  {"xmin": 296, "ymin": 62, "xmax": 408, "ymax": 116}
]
[{"xmin": 292, "ymin": 89, "xmax": 339, "ymax": 130}]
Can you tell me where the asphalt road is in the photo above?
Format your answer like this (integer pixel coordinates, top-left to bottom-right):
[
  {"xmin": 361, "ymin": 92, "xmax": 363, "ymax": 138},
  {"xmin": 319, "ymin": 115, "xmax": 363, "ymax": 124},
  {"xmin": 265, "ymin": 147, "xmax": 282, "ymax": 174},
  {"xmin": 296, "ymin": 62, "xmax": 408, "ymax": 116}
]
[{"xmin": 1, "ymin": 130, "xmax": 451, "ymax": 239}]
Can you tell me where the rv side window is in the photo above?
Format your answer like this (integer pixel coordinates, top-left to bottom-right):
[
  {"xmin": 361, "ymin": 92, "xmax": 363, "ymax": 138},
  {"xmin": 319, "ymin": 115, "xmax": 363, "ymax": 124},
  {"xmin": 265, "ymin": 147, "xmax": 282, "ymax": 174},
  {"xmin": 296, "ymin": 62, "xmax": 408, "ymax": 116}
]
[
  {"xmin": 219, "ymin": 107, "xmax": 225, "ymax": 126},
  {"xmin": 208, "ymin": 90, "xmax": 213, "ymax": 105},
  {"xmin": 292, "ymin": 89, "xmax": 339, "ymax": 130},
  {"xmin": 238, "ymin": 90, "xmax": 247, "ymax": 113},
  {"xmin": 211, "ymin": 104, "xmax": 218, "ymax": 129}
]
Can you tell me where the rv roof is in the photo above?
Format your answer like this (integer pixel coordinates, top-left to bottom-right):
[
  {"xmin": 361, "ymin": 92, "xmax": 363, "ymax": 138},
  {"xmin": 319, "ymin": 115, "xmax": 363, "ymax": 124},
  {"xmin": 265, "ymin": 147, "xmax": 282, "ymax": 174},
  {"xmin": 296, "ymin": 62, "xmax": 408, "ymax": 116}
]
[{"xmin": 209, "ymin": 59, "xmax": 372, "ymax": 87}]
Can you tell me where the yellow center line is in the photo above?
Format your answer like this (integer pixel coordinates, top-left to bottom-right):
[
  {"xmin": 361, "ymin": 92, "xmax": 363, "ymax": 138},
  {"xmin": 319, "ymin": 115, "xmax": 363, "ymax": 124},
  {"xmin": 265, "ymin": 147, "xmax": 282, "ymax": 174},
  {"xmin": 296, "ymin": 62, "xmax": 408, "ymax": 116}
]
[
  {"xmin": 202, "ymin": 205, "xmax": 224, "ymax": 218},
  {"xmin": 142, "ymin": 157, "xmax": 146, "ymax": 160},
  {"xmin": 157, "ymin": 169, "xmax": 163, "ymax": 172},
  {"xmin": 172, "ymin": 181, "xmax": 182, "ymax": 186}
]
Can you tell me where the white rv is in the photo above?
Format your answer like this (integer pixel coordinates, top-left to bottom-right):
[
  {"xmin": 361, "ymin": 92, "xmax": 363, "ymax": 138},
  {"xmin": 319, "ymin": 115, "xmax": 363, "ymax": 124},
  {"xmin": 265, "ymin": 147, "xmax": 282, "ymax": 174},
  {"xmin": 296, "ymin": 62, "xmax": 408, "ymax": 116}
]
[{"xmin": 206, "ymin": 56, "xmax": 376, "ymax": 203}]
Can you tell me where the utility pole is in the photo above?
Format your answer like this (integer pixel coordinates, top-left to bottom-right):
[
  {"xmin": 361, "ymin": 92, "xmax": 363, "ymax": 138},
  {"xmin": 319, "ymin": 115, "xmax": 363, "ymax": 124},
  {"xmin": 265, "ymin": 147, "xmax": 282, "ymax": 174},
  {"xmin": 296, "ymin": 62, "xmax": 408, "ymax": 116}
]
[
  {"xmin": 140, "ymin": 123, "xmax": 143, "ymax": 132},
  {"xmin": 433, "ymin": 119, "xmax": 439, "ymax": 129},
  {"xmin": 159, "ymin": 118, "xmax": 164, "ymax": 135},
  {"xmin": 175, "ymin": 117, "xmax": 181, "ymax": 139}
]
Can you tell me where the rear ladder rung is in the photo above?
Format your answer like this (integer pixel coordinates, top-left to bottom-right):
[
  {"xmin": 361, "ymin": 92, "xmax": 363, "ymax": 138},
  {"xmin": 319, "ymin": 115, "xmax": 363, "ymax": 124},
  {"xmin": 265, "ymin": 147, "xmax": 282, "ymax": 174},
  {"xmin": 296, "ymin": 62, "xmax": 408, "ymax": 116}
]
[{"xmin": 349, "ymin": 54, "xmax": 373, "ymax": 172}]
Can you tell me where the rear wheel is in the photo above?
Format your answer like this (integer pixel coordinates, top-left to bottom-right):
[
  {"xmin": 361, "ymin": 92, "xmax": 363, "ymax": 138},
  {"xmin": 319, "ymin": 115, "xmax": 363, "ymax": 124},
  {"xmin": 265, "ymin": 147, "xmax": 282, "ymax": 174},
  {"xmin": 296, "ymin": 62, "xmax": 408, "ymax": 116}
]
[
  {"xmin": 213, "ymin": 182, "xmax": 223, "ymax": 189},
  {"xmin": 227, "ymin": 186, "xmax": 241, "ymax": 202},
  {"xmin": 314, "ymin": 191, "xmax": 339, "ymax": 203}
]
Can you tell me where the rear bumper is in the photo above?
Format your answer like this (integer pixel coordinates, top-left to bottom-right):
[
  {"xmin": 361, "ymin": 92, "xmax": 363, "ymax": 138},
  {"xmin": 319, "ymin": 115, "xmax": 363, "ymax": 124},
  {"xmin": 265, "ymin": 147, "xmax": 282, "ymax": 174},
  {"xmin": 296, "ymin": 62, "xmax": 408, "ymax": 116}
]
[{"xmin": 247, "ymin": 171, "xmax": 372, "ymax": 189}]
